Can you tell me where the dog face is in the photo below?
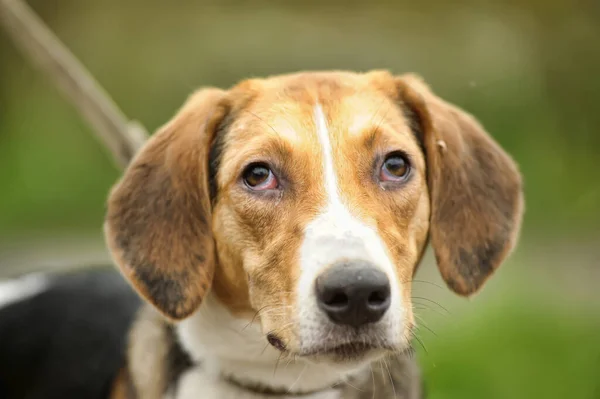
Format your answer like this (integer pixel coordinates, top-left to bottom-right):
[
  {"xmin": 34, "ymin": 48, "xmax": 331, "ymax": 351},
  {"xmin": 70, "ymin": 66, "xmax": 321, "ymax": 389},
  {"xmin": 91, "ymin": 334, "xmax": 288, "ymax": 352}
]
[
  {"xmin": 105, "ymin": 71, "xmax": 523, "ymax": 368},
  {"xmin": 207, "ymin": 73, "xmax": 431, "ymax": 366}
]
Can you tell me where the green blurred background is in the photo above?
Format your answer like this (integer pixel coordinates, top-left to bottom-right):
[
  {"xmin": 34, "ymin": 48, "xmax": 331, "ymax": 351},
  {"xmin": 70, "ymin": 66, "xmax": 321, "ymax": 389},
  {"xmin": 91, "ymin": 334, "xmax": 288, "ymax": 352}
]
[{"xmin": 1, "ymin": 0, "xmax": 599, "ymax": 397}]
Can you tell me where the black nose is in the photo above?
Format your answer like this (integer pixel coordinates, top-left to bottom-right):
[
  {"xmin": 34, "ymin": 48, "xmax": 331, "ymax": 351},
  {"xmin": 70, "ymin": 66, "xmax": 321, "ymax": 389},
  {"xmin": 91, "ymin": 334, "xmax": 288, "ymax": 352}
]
[{"xmin": 315, "ymin": 261, "xmax": 391, "ymax": 328}]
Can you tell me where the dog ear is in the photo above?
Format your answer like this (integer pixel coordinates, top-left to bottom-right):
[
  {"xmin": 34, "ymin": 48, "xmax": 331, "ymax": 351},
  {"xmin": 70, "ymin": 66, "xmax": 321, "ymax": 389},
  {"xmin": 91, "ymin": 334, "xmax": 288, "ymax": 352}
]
[
  {"xmin": 396, "ymin": 74, "xmax": 524, "ymax": 296},
  {"xmin": 104, "ymin": 88, "xmax": 229, "ymax": 320}
]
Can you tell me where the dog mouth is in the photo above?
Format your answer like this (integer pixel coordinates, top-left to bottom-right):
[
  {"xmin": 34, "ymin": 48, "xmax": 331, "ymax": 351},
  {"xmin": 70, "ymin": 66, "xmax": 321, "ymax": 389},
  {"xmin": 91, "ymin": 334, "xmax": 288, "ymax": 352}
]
[
  {"xmin": 317, "ymin": 342, "xmax": 377, "ymax": 358},
  {"xmin": 267, "ymin": 333, "xmax": 395, "ymax": 362},
  {"xmin": 299, "ymin": 341, "xmax": 388, "ymax": 361}
]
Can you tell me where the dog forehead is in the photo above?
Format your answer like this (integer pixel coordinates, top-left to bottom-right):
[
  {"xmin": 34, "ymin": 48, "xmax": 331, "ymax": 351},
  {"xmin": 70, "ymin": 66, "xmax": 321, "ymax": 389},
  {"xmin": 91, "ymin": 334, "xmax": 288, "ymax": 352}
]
[{"xmin": 227, "ymin": 73, "xmax": 401, "ymax": 144}]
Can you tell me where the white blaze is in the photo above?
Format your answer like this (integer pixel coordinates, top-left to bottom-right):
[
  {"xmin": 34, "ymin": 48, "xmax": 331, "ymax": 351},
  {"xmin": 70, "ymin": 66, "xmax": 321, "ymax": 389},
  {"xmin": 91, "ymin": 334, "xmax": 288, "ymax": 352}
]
[{"xmin": 296, "ymin": 104, "xmax": 403, "ymax": 347}]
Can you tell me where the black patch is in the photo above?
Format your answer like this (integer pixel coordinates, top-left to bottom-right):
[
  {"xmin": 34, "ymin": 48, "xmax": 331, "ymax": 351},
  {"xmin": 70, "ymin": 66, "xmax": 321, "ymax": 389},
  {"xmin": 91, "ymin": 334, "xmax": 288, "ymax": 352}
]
[
  {"xmin": 456, "ymin": 240, "xmax": 503, "ymax": 287},
  {"xmin": 208, "ymin": 112, "xmax": 236, "ymax": 204},
  {"xmin": 0, "ymin": 267, "xmax": 141, "ymax": 399},
  {"xmin": 134, "ymin": 266, "xmax": 189, "ymax": 318},
  {"xmin": 164, "ymin": 324, "xmax": 195, "ymax": 396},
  {"xmin": 398, "ymin": 100, "xmax": 426, "ymax": 158},
  {"xmin": 443, "ymin": 277, "xmax": 464, "ymax": 296}
]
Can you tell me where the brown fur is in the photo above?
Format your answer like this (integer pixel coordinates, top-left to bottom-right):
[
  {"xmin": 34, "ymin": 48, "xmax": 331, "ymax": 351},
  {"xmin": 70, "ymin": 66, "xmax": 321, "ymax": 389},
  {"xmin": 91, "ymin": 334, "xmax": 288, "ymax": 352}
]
[
  {"xmin": 104, "ymin": 70, "xmax": 523, "ymax": 367},
  {"xmin": 105, "ymin": 89, "xmax": 228, "ymax": 320}
]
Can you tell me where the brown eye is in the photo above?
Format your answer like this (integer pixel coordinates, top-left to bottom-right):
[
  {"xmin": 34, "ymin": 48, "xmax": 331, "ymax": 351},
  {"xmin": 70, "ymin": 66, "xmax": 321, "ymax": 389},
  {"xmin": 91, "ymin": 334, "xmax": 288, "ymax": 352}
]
[
  {"xmin": 243, "ymin": 163, "xmax": 278, "ymax": 190},
  {"xmin": 380, "ymin": 152, "xmax": 410, "ymax": 182}
]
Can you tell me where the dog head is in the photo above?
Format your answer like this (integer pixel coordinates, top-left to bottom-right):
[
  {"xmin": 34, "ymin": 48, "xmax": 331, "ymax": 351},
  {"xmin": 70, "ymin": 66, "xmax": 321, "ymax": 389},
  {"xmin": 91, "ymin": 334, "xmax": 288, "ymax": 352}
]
[{"xmin": 105, "ymin": 70, "xmax": 523, "ymax": 368}]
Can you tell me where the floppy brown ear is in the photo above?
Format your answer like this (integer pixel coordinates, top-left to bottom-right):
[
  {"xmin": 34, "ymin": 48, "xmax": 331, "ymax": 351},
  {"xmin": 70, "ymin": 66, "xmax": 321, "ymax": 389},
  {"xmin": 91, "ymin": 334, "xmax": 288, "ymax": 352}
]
[
  {"xmin": 397, "ymin": 74, "xmax": 524, "ymax": 296},
  {"xmin": 104, "ymin": 88, "xmax": 228, "ymax": 320}
]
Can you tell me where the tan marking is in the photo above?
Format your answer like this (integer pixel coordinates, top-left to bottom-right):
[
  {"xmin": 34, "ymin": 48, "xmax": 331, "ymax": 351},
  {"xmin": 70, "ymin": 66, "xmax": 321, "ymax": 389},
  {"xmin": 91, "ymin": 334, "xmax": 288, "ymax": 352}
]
[{"xmin": 108, "ymin": 366, "xmax": 133, "ymax": 399}]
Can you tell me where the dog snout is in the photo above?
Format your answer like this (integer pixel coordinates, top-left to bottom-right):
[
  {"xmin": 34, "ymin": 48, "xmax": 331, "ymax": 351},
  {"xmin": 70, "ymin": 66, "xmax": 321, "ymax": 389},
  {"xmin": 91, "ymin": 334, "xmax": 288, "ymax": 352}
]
[{"xmin": 315, "ymin": 261, "xmax": 391, "ymax": 328}]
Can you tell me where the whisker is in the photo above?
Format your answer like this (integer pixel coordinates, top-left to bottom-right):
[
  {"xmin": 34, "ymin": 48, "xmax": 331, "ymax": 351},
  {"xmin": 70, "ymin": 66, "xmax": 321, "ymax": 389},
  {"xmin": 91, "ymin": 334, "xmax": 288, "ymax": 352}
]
[
  {"xmin": 341, "ymin": 375, "xmax": 365, "ymax": 392},
  {"xmin": 411, "ymin": 332, "xmax": 429, "ymax": 356},
  {"xmin": 378, "ymin": 361, "xmax": 386, "ymax": 386},
  {"xmin": 410, "ymin": 279, "xmax": 445, "ymax": 290},
  {"xmin": 414, "ymin": 324, "xmax": 438, "ymax": 339},
  {"xmin": 246, "ymin": 110, "xmax": 281, "ymax": 137},
  {"xmin": 260, "ymin": 341, "xmax": 270, "ymax": 355},
  {"xmin": 412, "ymin": 303, "xmax": 449, "ymax": 318},
  {"xmin": 286, "ymin": 364, "xmax": 308, "ymax": 394},
  {"xmin": 369, "ymin": 98, "xmax": 392, "ymax": 136},
  {"xmin": 383, "ymin": 358, "xmax": 397, "ymax": 398},
  {"xmin": 414, "ymin": 314, "xmax": 438, "ymax": 337},
  {"xmin": 284, "ymin": 352, "xmax": 299, "ymax": 369},
  {"xmin": 411, "ymin": 296, "xmax": 451, "ymax": 315},
  {"xmin": 252, "ymin": 310, "xmax": 290, "ymax": 319},
  {"xmin": 370, "ymin": 364, "xmax": 376, "ymax": 399},
  {"xmin": 269, "ymin": 321, "xmax": 295, "ymax": 333},
  {"xmin": 243, "ymin": 304, "xmax": 271, "ymax": 331},
  {"xmin": 242, "ymin": 304, "xmax": 294, "ymax": 331},
  {"xmin": 412, "ymin": 306, "xmax": 435, "ymax": 313},
  {"xmin": 273, "ymin": 352, "xmax": 283, "ymax": 376},
  {"xmin": 403, "ymin": 345, "xmax": 417, "ymax": 360}
]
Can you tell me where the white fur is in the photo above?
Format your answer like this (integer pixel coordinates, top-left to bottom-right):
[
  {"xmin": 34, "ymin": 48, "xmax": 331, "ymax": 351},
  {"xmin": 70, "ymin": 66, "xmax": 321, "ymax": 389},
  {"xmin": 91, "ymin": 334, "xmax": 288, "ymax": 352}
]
[
  {"xmin": 296, "ymin": 104, "xmax": 405, "ymax": 352},
  {"xmin": 176, "ymin": 294, "xmax": 344, "ymax": 397},
  {"xmin": 0, "ymin": 273, "xmax": 49, "ymax": 309}
]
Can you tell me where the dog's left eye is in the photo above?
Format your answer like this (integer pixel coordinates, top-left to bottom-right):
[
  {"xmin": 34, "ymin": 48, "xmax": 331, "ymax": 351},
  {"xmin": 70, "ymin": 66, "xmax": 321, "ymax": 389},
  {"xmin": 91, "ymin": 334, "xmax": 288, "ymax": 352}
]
[
  {"xmin": 380, "ymin": 152, "xmax": 411, "ymax": 182},
  {"xmin": 243, "ymin": 163, "xmax": 278, "ymax": 190}
]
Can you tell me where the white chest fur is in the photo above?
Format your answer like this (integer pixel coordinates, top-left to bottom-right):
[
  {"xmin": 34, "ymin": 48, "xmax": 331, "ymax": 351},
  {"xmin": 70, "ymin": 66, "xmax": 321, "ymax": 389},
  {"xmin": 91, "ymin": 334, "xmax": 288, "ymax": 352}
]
[{"xmin": 175, "ymin": 294, "xmax": 354, "ymax": 398}]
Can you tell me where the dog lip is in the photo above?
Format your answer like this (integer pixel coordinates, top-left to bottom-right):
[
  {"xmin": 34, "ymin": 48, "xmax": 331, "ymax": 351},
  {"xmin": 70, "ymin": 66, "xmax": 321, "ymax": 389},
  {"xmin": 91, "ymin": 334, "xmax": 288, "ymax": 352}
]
[{"xmin": 298, "ymin": 341, "xmax": 390, "ymax": 359}]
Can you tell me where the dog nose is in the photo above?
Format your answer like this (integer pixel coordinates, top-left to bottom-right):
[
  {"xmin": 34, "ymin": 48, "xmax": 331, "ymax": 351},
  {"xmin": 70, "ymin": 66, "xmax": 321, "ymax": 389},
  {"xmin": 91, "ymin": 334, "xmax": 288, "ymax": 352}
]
[{"xmin": 315, "ymin": 261, "xmax": 391, "ymax": 328}]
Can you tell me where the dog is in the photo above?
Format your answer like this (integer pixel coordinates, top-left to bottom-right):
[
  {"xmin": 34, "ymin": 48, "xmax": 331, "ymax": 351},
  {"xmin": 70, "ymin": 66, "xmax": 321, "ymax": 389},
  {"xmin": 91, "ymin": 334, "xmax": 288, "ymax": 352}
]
[{"xmin": 0, "ymin": 70, "xmax": 523, "ymax": 399}]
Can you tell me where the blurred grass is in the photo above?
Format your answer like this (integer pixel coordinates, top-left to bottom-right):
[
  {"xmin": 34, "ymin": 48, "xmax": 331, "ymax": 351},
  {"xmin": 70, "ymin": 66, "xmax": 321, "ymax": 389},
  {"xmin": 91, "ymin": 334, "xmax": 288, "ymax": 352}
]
[
  {"xmin": 1, "ymin": 0, "xmax": 599, "ymax": 237},
  {"xmin": 419, "ymin": 300, "xmax": 600, "ymax": 399},
  {"xmin": 1, "ymin": 1, "xmax": 599, "ymax": 398},
  {"xmin": 410, "ymin": 247, "xmax": 600, "ymax": 399}
]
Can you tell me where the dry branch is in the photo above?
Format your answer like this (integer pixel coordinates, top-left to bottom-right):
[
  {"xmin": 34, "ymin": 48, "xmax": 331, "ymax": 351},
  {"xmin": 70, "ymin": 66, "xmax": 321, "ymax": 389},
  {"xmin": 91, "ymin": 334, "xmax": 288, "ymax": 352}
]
[{"xmin": 0, "ymin": 0, "xmax": 148, "ymax": 168}]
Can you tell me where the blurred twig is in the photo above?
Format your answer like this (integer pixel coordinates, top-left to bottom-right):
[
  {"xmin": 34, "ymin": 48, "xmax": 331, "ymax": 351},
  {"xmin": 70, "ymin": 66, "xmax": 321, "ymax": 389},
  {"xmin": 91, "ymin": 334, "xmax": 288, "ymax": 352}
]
[{"xmin": 0, "ymin": 0, "xmax": 148, "ymax": 168}]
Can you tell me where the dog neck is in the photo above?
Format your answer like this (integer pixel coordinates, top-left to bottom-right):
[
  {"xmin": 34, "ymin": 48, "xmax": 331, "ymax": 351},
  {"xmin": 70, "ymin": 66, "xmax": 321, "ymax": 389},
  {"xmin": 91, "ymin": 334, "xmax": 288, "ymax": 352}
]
[{"xmin": 175, "ymin": 293, "xmax": 358, "ymax": 398}]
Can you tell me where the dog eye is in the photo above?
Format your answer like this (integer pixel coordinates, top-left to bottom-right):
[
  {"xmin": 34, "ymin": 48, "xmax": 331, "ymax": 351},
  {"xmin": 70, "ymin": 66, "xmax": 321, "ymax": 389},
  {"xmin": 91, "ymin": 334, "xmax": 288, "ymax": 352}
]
[
  {"xmin": 243, "ymin": 163, "xmax": 278, "ymax": 190},
  {"xmin": 380, "ymin": 152, "xmax": 410, "ymax": 182}
]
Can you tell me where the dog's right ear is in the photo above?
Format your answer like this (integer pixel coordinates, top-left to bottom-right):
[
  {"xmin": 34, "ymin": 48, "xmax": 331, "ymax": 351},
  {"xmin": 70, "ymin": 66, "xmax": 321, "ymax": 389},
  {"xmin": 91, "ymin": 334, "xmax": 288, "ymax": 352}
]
[{"xmin": 104, "ymin": 88, "xmax": 229, "ymax": 320}]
